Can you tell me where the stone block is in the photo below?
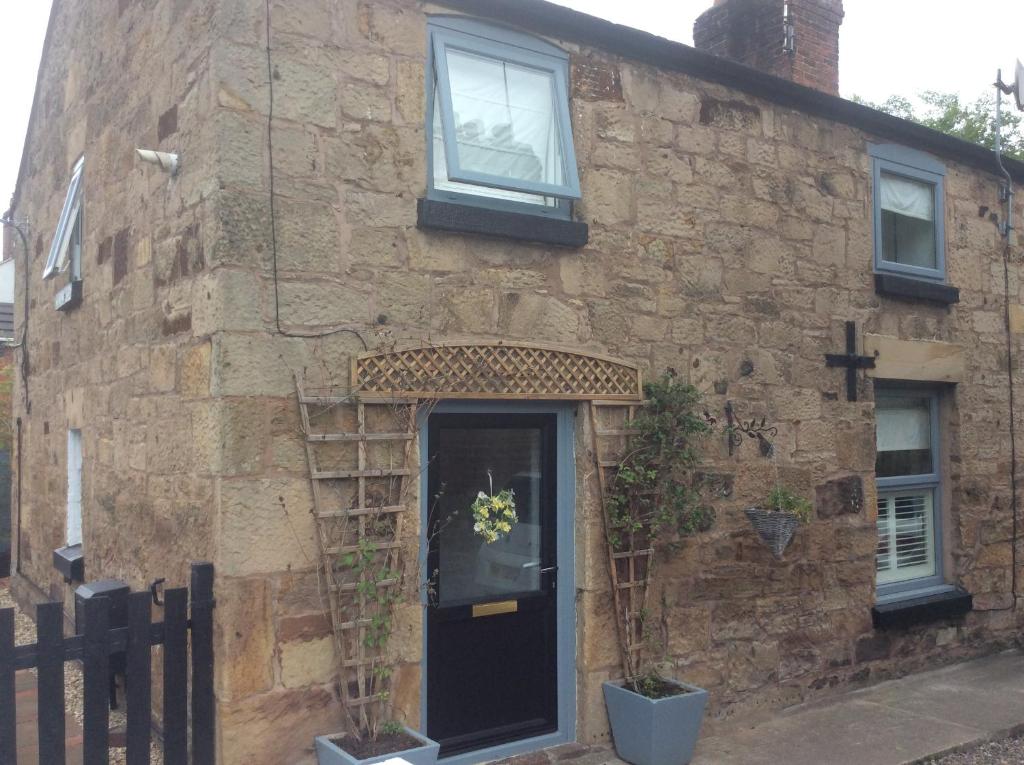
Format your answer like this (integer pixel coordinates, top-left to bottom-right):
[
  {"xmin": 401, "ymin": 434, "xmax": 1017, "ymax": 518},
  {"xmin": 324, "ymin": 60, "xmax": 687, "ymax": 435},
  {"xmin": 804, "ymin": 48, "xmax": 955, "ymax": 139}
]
[
  {"xmin": 216, "ymin": 576, "xmax": 275, "ymax": 701},
  {"xmin": 218, "ymin": 686, "xmax": 339, "ymax": 765},
  {"xmin": 218, "ymin": 477, "xmax": 316, "ymax": 576},
  {"xmin": 339, "ymin": 80, "xmax": 392, "ymax": 122},
  {"xmin": 498, "ymin": 292, "xmax": 588, "ymax": 344},
  {"xmin": 149, "ymin": 345, "xmax": 177, "ymax": 393},
  {"xmin": 854, "ymin": 633, "xmax": 891, "ymax": 663},
  {"xmin": 280, "ymin": 635, "xmax": 336, "ymax": 688},
  {"xmin": 581, "ymin": 168, "xmax": 635, "ymax": 226},
  {"xmin": 211, "ymin": 333, "xmax": 310, "ymax": 397},
  {"xmin": 815, "ymin": 475, "xmax": 865, "ymax": 519},
  {"xmin": 181, "ymin": 340, "xmax": 212, "ymax": 398},
  {"xmin": 273, "ymin": 280, "xmax": 371, "ymax": 328}
]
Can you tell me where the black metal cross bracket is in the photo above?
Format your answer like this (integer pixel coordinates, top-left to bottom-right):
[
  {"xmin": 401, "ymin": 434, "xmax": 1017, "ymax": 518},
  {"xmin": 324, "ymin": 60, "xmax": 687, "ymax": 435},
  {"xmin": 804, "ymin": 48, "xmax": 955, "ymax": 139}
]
[{"xmin": 824, "ymin": 320, "xmax": 876, "ymax": 402}]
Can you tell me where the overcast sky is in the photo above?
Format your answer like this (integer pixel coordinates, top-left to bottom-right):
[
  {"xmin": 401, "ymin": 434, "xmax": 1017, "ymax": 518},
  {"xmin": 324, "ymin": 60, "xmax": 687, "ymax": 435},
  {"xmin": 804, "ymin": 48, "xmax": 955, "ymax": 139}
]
[{"xmin": 2, "ymin": 1, "xmax": 1022, "ymax": 212}]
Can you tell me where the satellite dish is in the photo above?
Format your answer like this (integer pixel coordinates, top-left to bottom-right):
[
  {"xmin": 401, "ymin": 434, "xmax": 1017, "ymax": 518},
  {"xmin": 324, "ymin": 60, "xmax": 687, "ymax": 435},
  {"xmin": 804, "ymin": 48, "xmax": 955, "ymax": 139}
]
[{"xmin": 1016, "ymin": 59, "xmax": 1024, "ymax": 111}]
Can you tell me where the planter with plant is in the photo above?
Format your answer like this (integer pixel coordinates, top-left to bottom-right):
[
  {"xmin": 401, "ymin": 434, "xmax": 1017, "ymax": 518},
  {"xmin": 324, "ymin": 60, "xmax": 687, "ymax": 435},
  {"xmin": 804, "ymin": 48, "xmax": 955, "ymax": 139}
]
[
  {"xmin": 744, "ymin": 486, "xmax": 813, "ymax": 559},
  {"xmin": 593, "ymin": 373, "xmax": 716, "ymax": 765}
]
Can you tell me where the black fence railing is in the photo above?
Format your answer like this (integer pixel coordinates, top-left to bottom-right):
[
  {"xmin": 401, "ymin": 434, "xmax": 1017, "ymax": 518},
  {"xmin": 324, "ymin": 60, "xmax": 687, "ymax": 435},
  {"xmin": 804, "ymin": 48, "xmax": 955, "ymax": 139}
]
[{"xmin": 0, "ymin": 562, "xmax": 215, "ymax": 764}]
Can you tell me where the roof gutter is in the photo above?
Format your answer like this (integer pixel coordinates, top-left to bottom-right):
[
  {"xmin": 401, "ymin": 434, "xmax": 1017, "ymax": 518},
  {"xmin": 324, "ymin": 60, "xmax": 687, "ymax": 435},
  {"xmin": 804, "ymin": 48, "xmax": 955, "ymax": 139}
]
[{"xmin": 435, "ymin": 0, "xmax": 1024, "ymax": 184}]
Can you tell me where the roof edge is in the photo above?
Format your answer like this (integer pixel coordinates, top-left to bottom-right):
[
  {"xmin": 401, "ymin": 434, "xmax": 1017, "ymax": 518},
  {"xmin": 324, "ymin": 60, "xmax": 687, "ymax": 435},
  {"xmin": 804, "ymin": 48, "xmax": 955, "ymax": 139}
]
[{"xmin": 434, "ymin": 0, "xmax": 1024, "ymax": 184}]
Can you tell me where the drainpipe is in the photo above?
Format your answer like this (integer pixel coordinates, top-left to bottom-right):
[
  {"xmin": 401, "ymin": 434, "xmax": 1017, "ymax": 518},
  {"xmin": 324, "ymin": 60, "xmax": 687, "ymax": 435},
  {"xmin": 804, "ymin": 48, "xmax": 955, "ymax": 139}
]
[{"xmin": 994, "ymin": 69, "xmax": 1019, "ymax": 609}]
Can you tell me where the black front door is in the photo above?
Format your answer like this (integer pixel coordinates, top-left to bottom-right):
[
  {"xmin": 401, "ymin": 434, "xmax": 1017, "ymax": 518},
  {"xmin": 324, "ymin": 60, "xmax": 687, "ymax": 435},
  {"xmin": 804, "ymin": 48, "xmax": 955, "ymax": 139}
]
[{"xmin": 426, "ymin": 413, "xmax": 558, "ymax": 757}]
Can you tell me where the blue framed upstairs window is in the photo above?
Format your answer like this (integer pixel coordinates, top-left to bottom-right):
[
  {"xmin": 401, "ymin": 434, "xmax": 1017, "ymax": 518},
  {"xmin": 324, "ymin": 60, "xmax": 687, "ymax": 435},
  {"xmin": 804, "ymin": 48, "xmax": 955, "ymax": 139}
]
[
  {"xmin": 869, "ymin": 144, "xmax": 946, "ymax": 282},
  {"xmin": 427, "ymin": 17, "xmax": 581, "ymax": 219}
]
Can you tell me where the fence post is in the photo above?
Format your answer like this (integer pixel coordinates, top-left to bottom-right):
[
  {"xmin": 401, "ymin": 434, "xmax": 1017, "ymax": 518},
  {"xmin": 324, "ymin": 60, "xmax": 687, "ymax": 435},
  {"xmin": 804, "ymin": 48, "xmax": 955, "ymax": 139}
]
[
  {"xmin": 83, "ymin": 595, "xmax": 111, "ymax": 765},
  {"xmin": 163, "ymin": 586, "xmax": 189, "ymax": 765},
  {"xmin": 0, "ymin": 608, "xmax": 15, "ymax": 764},
  {"xmin": 37, "ymin": 601, "xmax": 67, "ymax": 765},
  {"xmin": 190, "ymin": 562, "xmax": 215, "ymax": 765},
  {"xmin": 125, "ymin": 591, "xmax": 152, "ymax": 765}
]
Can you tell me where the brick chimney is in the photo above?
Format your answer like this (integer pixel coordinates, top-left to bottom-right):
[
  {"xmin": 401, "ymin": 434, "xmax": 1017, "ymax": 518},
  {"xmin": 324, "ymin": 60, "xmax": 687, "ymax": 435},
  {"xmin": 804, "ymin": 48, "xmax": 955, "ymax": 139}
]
[{"xmin": 693, "ymin": 0, "xmax": 844, "ymax": 95}]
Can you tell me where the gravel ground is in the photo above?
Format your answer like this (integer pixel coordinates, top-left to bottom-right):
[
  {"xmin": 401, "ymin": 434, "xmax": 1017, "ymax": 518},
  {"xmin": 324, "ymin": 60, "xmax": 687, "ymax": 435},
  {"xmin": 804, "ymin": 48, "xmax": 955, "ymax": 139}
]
[
  {"xmin": 924, "ymin": 735, "xmax": 1024, "ymax": 765},
  {"xmin": 1, "ymin": 580, "xmax": 162, "ymax": 765}
]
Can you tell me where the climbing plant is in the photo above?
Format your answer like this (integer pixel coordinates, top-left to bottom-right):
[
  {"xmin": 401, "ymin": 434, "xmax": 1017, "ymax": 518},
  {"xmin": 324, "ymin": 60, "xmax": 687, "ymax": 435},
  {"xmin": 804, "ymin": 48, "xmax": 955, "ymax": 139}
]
[{"xmin": 600, "ymin": 372, "xmax": 716, "ymax": 690}]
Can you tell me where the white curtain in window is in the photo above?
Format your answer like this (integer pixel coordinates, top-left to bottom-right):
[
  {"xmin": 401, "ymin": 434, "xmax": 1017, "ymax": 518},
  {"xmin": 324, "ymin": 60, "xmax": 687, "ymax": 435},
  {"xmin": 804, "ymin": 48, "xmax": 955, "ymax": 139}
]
[
  {"xmin": 444, "ymin": 49, "xmax": 563, "ymax": 188},
  {"xmin": 880, "ymin": 173, "xmax": 933, "ymax": 221},
  {"xmin": 876, "ymin": 399, "xmax": 930, "ymax": 453}
]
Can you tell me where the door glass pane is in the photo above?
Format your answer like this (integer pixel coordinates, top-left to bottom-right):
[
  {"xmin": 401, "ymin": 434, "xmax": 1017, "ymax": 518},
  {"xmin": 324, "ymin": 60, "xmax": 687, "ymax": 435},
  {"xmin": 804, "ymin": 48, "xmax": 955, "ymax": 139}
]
[
  {"xmin": 434, "ymin": 427, "xmax": 543, "ymax": 604},
  {"xmin": 880, "ymin": 172, "xmax": 937, "ymax": 269},
  {"xmin": 444, "ymin": 48, "xmax": 564, "ymax": 188},
  {"xmin": 876, "ymin": 395, "xmax": 932, "ymax": 477}
]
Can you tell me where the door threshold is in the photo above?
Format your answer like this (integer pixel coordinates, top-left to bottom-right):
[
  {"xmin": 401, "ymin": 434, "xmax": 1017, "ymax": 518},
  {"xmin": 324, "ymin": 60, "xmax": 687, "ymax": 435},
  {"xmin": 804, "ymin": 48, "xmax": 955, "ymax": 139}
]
[{"xmin": 439, "ymin": 731, "xmax": 571, "ymax": 765}]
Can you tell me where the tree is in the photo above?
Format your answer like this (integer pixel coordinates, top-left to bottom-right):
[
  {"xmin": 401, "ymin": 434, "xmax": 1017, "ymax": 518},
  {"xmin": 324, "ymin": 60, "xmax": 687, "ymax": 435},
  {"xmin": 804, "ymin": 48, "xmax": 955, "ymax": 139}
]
[{"xmin": 853, "ymin": 91, "xmax": 1024, "ymax": 161}]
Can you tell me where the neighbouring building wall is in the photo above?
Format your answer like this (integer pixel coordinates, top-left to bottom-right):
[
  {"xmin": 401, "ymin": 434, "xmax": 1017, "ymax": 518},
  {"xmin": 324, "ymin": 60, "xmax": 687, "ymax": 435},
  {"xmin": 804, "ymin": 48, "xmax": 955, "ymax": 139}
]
[
  {"xmin": 8, "ymin": 0, "xmax": 220, "ymax": 614},
  {"xmin": 199, "ymin": 1, "xmax": 1024, "ymax": 761}
]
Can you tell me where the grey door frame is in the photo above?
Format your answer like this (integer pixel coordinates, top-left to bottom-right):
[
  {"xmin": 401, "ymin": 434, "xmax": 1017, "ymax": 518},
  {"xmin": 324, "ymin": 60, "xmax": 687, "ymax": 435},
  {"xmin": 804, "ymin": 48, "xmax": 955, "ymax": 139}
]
[{"xmin": 419, "ymin": 400, "xmax": 577, "ymax": 764}]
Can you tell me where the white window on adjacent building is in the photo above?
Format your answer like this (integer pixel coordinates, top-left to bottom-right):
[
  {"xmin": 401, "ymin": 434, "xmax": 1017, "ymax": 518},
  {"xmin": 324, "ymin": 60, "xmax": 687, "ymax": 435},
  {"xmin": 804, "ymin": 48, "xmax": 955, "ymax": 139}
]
[
  {"xmin": 874, "ymin": 391, "xmax": 943, "ymax": 596},
  {"xmin": 43, "ymin": 156, "xmax": 84, "ymax": 281},
  {"xmin": 66, "ymin": 429, "xmax": 83, "ymax": 547}
]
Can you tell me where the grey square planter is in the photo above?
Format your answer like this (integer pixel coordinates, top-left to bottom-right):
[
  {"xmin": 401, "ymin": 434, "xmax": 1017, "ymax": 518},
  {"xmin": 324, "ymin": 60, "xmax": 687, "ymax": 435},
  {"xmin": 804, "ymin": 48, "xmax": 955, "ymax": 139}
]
[
  {"xmin": 314, "ymin": 727, "xmax": 439, "ymax": 765},
  {"xmin": 603, "ymin": 679, "xmax": 709, "ymax": 765}
]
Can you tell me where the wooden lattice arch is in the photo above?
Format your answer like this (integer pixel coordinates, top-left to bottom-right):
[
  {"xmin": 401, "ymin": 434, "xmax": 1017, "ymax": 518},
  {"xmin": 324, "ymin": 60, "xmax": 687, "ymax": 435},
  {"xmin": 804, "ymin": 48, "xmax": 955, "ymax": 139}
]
[{"xmin": 352, "ymin": 342, "xmax": 643, "ymax": 400}]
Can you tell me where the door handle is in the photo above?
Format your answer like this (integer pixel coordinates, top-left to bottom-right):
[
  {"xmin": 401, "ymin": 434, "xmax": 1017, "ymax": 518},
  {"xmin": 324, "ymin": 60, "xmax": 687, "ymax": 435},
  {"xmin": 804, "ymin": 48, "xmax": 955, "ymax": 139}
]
[{"xmin": 539, "ymin": 566, "xmax": 557, "ymax": 574}]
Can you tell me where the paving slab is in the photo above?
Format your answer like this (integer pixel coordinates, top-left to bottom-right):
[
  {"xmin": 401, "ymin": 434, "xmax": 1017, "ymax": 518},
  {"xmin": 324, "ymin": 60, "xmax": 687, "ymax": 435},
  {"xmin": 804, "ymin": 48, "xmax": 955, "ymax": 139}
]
[{"xmin": 691, "ymin": 650, "xmax": 1024, "ymax": 765}]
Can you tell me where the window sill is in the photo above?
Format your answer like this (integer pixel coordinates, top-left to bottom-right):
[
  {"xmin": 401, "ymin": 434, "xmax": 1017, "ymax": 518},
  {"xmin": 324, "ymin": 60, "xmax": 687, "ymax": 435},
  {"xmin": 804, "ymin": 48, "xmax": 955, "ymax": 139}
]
[
  {"xmin": 53, "ymin": 544, "xmax": 84, "ymax": 582},
  {"xmin": 874, "ymin": 273, "xmax": 959, "ymax": 305},
  {"xmin": 417, "ymin": 198, "xmax": 588, "ymax": 248},
  {"xmin": 872, "ymin": 585, "xmax": 972, "ymax": 630}
]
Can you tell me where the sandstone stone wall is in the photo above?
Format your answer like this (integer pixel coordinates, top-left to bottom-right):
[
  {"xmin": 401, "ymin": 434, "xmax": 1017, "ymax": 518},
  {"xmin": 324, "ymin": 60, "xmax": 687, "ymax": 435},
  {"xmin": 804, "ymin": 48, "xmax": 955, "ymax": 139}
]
[
  {"xmin": 201, "ymin": 1, "xmax": 1024, "ymax": 757},
  {"xmin": 8, "ymin": 0, "xmax": 1024, "ymax": 763},
  {"xmin": 7, "ymin": 0, "xmax": 220, "ymax": 629}
]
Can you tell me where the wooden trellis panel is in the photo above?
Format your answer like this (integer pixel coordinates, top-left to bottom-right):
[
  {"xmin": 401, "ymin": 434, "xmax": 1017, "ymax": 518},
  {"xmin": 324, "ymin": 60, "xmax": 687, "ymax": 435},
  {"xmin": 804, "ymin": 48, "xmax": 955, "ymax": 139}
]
[
  {"xmin": 353, "ymin": 343, "xmax": 642, "ymax": 400},
  {"xmin": 590, "ymin": 400, "xmax": 651, "ymax": 681},
  {"xmin": 296, "ymin": 374, "xmax": 417, "ymax": 733}
]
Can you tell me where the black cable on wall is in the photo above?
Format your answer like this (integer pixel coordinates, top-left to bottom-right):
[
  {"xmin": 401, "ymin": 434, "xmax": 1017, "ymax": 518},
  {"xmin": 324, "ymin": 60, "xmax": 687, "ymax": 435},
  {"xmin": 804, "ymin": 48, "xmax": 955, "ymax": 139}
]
[{"xmin": 263, "ymin": 0, "xmax": 367, "ymax": 351}]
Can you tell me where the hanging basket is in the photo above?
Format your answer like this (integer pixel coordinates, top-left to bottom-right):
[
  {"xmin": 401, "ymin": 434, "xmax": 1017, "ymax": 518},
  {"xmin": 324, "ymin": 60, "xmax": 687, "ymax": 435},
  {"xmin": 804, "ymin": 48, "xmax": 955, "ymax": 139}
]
[{"xmin": 744, "ymin": 507, "xmax": 801, "ymax": 559}]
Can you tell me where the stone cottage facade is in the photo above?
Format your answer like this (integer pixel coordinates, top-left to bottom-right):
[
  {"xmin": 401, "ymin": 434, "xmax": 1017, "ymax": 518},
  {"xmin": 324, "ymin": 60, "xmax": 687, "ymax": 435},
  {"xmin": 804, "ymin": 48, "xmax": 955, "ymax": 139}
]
[{"xmin": 5, "ymin": 0, "xmax": 1024, "ymax": 763}]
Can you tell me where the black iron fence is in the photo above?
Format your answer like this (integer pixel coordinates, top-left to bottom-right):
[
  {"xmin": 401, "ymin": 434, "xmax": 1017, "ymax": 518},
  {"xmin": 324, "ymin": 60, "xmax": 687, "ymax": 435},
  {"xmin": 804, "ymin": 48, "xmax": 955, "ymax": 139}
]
[{"xmin": 0, "ymin": 562, "xmax": 215, "ymax": 764}]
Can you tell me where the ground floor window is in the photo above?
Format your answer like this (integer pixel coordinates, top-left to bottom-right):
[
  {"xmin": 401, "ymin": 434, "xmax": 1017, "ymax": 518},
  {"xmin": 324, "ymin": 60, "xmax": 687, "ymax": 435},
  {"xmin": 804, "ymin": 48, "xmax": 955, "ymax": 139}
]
[
  {"xmin": 66, "ymin": 429, "xmax": 82, "ymax": 546},
  {"xmin": 874, "ymin": 390, "xmax": 943, "ymax": 596}
]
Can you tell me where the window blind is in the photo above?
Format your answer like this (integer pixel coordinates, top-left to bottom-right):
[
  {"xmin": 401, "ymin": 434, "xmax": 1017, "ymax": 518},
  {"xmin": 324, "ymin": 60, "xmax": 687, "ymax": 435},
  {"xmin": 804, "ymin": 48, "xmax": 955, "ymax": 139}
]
[
  {"xmin": 876, "ymin": 491, "xmax": 935, "ymax": 584},
  {"xmin": 880, "ymin": 173, "xmax": 934, "ymax": 221}
]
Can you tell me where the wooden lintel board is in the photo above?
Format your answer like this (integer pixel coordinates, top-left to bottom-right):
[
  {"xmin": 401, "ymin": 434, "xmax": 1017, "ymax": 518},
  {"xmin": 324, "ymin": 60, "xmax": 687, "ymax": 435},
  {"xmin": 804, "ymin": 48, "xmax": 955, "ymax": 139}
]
[{"xmin": 863, "ymin": 334, "xmax": 965, "ymax": 383}]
